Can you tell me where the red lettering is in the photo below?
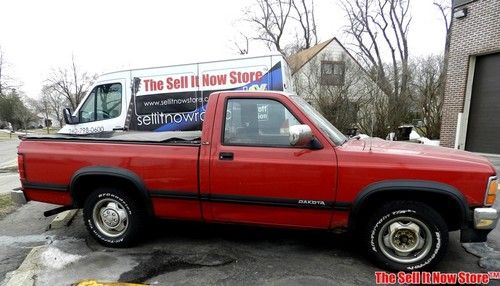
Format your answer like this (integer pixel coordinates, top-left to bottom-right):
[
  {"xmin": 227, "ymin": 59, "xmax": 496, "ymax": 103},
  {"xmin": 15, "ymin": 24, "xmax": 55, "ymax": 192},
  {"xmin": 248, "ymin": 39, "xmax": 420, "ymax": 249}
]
[
  {"xmin": 165, "ymin": 77, "xmax": 189, "ymax": 90},
  {"xmin": 143, "ymin": 79, "xmax": 151, "ymax": 91},
  {"xmin": 432, "ymin": 272, "xmax": 457, "ymax": 284},
  {"xmin": 397, "ymin": 272, "xmax": 420, "ymax": 284},
  {"xmin": 191, "ymin": 75, "xmax": 199, "ymax": 87},
  {"xmin": 202, "ymin": 74, "xmax": 227, "ymax": 86},
  {"xmin": 166, "ymin": 77, "xmax": 173, "ymax": 89},
  {"xmin": 255, "ymin": 71, "xmax": 263, "ymax": 81},
  {"xmin": 458, "ymin": 272, "xmax": 489, "ymax": 284},
  {"xmin": 229, "ymin": 71, "xmax": 262, "ymax": 84},
  {"xmin": 229, "ymin": 71, "xmax": 237, "ymax": 84},
  {"xmin": 143, "ymin": 79, "xmax": 165, "ymax": 92},
  {"xmin": 375, "ymin": 272, "xmax": 396, "ymax": 284}
]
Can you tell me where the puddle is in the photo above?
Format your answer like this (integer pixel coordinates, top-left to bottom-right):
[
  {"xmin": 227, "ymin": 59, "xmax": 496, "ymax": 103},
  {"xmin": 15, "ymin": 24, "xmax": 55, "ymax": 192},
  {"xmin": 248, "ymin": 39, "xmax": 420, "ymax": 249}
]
[{"xmin": 119, "ymin": 250, "xmax": 235, "ymax": 283}]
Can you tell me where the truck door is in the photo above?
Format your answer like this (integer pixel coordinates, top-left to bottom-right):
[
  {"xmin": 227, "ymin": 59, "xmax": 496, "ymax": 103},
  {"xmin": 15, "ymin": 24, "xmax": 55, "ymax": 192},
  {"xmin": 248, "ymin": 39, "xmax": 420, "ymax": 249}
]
[
  {"xmin": 206, "ymin": 94, "xmax": 337, "ymax": 228},
  {"xmin": 61, "ymin": 79, "xmax": 127, "ymax": 134}
]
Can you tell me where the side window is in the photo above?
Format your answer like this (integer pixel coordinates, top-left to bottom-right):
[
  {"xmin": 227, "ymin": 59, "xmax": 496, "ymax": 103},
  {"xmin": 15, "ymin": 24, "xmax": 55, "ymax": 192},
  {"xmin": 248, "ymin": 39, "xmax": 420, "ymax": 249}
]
[
  {"xmin": 79, "ymin": 83, "xmax": 122, "ymax": 123},
  {"xmin": 224, "ymin": 99, "xmax": 301, "ymax": 146},
  {"xmin": 79, "ymin": 89, "xmax": 96, "ymax": 123}
]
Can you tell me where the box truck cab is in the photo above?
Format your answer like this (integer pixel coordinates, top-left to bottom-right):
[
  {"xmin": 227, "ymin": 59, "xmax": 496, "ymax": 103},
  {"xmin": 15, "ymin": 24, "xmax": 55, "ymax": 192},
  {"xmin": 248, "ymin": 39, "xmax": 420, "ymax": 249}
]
[{"xmin": 60, "ymin": 54, "xmax": 292, "ymax": 134}]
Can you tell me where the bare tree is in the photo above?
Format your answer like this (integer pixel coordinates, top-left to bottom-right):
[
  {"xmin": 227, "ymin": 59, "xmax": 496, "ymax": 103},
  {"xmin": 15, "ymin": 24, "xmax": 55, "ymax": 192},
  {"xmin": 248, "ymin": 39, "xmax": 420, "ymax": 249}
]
[
  {"xmin": 433, "ymin": 0, "xmax": 451, "ymax": 87},
  {"xmin": 341, "ymin": 0, "xmax": 412, "ymax": 133},
  {"xmin": 433, "ymin": 0, "xmax": 451, "ymax": 56},
  {"xmin": 45, "ymin": 56, "xmax": 96, "ymax": 110},
  {"xmin": 290, "ymin": 0, "xmax": 318, "ymax": 50},
  {"xmin": 0, "ymin": 48, "xmax": 4, "ymax": 96},
  {"xmin": 409, "ymin": 55, "xmax": 445, "ymax": 139},
  {"xmin": 245, "ymin": 0, "xmax": 318, "ymax": 56},
  {"xmin": 249, "ymin": 0, "xmax": 293, "ymax": 56},
  {"xmin": 0, "ymin": 47, "xmax": 15, "ymax": 97},
  {"xmin": 37, "ymin": 94, "xmax": 52, "ymax": 133},
  {"xmin": 233, "ymin": 33, "xmax": 250, "ymax": 55},
  {"xmin": 41, "ymin": 85, "xmax": 66, "ymax": 127}
]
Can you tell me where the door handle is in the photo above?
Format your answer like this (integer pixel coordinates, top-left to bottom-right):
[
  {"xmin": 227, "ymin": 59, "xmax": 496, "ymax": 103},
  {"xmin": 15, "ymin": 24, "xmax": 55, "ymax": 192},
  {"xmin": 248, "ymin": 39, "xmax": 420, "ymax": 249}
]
[{"xmin": 219, "ymin": 152, "xmax": 234, "ymax": 160}]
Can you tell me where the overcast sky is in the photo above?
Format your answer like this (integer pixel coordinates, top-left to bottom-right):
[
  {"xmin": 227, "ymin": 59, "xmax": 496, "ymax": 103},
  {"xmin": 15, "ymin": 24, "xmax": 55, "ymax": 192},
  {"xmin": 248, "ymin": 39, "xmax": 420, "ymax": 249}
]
[{"xmin": 0, "ymin": 0, "xmax": 448, "ymax": 99}]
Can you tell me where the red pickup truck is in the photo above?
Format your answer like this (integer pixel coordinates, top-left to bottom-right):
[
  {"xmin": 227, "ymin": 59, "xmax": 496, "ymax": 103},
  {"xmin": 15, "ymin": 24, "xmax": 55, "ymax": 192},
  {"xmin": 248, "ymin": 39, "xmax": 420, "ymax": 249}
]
[{"xmin": 14, "ymin": 91, "xmax": 498, "ymax": 271}]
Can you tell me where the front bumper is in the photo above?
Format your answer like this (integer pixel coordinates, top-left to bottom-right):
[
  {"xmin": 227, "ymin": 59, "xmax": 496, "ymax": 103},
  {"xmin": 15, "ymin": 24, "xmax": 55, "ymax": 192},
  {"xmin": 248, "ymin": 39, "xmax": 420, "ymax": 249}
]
[
  {"xmin": 461, "ymin": 207, "xmax": 498, "ymax": 243},
  {"xmin": 10, "ymin": 187, "xmax": 27, "ymax": 205}
]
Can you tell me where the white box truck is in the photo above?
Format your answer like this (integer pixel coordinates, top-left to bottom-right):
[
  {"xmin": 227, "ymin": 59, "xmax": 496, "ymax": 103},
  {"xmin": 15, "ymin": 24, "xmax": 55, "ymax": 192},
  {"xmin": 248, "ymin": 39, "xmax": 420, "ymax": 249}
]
[{"xmin": 60, "ymin": 54, "xmax": 292, "ymax": 134}]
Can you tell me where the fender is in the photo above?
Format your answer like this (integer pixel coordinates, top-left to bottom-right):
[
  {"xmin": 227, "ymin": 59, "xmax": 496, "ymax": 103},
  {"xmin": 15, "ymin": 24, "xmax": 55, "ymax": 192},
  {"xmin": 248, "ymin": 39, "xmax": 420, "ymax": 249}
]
[
  {"xmin": 349, "ymin": 180, "xmax": 470, "ymax": 229},
  {"xmin": 70, "ymin": 166, "xmax": 153, "ymax": 216}
]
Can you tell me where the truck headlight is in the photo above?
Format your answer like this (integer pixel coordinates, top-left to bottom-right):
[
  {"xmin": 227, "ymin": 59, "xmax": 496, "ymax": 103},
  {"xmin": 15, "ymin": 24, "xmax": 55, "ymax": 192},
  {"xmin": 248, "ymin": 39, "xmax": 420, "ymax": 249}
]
[{"xmin": 485, "ymin": 176, "xmax": 498, "ymax": 206}]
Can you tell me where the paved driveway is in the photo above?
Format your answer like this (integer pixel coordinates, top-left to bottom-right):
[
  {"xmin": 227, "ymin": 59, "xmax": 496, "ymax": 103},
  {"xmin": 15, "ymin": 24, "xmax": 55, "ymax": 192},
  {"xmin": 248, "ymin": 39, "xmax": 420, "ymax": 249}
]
[{"xmin": 0, "ymin": 139, "xmax": 19, "ymax": 169}]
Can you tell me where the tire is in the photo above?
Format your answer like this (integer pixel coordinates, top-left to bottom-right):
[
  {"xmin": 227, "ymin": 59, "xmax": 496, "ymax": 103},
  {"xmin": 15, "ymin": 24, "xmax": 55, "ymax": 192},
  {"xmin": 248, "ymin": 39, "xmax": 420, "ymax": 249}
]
[
  {"xmin": 363, "ymin": 201, "xmax": 448, "ymax": 271},
  {"xmin": 83, "ymin": 187, "xmax": 145, "ymax": 247}
]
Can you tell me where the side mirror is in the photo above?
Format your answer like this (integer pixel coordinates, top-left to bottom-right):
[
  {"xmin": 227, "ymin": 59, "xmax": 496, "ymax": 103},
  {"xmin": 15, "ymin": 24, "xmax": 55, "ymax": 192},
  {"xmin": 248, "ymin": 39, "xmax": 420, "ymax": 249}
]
[
  {"xmin": 63, "ymin": 108, "xmax": 79, "ymax": 125},
  {"xmin": 289, "ymin": 124, "xmax": 313, "ymax": 147}
]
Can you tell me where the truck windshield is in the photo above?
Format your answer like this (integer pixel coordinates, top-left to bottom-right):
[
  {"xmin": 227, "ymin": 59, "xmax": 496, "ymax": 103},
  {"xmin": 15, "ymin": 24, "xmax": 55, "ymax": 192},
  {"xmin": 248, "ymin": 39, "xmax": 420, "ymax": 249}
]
[{"xmin": 290, "ymin": 95, "xmax": 348, "ymax": 146}]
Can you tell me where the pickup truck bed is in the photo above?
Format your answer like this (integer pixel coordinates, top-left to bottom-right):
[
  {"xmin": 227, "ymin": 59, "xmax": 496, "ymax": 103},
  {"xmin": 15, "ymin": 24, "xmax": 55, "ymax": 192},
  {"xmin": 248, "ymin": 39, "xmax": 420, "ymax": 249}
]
[{"xmin": 20, "ymin": 131, "xmax": 202, "ymax": 220}]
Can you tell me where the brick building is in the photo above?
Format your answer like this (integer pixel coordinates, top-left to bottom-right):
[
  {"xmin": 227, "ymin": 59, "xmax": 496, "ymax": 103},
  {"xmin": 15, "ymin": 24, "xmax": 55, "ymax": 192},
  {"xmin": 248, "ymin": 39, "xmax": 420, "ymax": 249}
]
[{"xmin": 440, "ymin": 0, "xmax": 500, "ymax": 154}]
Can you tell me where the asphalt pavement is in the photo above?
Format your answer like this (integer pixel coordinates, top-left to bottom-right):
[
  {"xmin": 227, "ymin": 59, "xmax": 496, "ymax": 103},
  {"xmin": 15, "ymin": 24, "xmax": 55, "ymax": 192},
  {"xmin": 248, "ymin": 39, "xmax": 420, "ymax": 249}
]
[
  {"xmin": 0, "ymin": 203, "xmax": 488, "ymax": 286},
  {"xmin": 0, "ymin": 140, "xmax": 20, "ymax": 194},
  {"xmin": 0, "ymin": 139, "xmax": 19, "ymax": 169}
]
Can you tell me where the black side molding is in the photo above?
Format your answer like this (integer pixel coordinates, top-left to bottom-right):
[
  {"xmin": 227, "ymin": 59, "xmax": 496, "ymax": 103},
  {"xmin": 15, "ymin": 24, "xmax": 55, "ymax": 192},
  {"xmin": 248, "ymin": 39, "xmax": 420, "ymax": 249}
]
[
  {"xmin": 150, "ymin": 190, "xmax": 351, "ymax": 211},
  {"xmin": 23, "ymin": 182, "xmax": 68, "ymax": 192}
]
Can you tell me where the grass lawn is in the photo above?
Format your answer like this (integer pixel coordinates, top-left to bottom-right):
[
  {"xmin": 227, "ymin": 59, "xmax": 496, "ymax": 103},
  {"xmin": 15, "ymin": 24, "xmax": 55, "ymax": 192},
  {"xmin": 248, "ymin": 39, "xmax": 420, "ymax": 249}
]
[
  {"xmin": 0, "ymin": 132, "xmax": 16, "ymax": 141},
  {"xmin": 0, "ymin": 193, "xmax": 16, "ymax": 219}
]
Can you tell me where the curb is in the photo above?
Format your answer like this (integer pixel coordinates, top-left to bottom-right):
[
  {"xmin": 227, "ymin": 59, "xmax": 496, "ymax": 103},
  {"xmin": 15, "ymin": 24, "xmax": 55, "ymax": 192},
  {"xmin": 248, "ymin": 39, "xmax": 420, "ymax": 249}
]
[
  {"xmin": 1, "ymin": 210, "xmax": 79, "ymax": 286},
  {"xmin": 2, "ymin": 245, "xmax": 47, "ymax": 286},
  {"xmin": 47, "ymin": 210, "xmax": 79, "ymax": 230}
]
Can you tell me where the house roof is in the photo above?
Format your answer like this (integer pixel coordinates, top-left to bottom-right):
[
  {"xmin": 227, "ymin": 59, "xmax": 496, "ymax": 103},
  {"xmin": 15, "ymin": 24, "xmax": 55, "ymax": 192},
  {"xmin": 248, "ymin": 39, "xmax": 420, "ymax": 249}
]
[
  {"xmin": 287, "ymin": 38, "xmax": 334, "ymax": 75},
  {"xmin": 287, "ymin": 37, "xmax": 373, "ymax": 79}
]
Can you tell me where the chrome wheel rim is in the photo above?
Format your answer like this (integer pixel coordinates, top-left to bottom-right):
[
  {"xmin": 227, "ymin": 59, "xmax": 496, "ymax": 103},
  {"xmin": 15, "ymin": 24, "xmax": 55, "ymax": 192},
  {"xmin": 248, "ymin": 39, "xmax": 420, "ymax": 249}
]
[
  {"xmin": 377, "ymin": 216, "xmax": 433, "ymax": 264},
  {"xmin": 92, "ymin": 198, "xmax": 129, "ymax": 238}
]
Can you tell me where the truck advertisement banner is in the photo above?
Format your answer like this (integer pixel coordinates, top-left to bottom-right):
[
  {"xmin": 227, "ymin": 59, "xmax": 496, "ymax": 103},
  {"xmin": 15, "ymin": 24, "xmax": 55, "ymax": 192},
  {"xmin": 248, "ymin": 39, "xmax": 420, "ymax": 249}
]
[{"xmin": 129, "ymin": 62, "xmax": 284, "ymax": 131}]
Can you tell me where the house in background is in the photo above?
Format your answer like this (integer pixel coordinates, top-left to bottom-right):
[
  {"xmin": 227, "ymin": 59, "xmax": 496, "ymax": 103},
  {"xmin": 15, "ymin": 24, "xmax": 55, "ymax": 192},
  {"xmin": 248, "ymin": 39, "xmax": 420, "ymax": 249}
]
[
  {"xmin": 288, "ymin": 37, "xmax": 385, "ymax": 135},
  {"xmin": 440, "ymin": 0, "xmax": 500, "ymax": 154}
]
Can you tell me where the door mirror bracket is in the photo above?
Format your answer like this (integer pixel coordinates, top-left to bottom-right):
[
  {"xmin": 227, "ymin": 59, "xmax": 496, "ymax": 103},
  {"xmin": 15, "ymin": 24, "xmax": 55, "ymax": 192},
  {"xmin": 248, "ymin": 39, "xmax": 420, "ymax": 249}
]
[{"xmin": 63, "ymin": 108, "xmax": 79, "ymax": 125}]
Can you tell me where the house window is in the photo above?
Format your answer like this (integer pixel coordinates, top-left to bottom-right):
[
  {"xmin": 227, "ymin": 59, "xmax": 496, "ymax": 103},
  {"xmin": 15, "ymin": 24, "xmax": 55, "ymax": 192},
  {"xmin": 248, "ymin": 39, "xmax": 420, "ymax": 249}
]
[{"xmin": 320, "ymin": 61, "xmax": 345, "ymax": 86}]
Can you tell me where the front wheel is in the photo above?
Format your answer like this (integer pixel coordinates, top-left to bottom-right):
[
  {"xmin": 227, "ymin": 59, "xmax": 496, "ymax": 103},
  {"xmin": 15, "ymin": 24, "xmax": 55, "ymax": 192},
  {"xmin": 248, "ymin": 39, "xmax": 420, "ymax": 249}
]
[
  {"xmin": 83, "ymin": 188, "xmax": 145, "ymax": 247},
  {"xmin": 364, "ymin": 201, "xmax": 448, "ymax": 271}
]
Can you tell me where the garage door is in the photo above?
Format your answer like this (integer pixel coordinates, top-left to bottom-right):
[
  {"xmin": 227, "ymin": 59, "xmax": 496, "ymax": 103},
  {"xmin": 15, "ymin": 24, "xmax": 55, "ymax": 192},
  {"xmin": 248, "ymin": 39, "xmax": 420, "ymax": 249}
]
[{"xmin": 465, "ymin": 52, "xmax": 500, "ymax": 154}]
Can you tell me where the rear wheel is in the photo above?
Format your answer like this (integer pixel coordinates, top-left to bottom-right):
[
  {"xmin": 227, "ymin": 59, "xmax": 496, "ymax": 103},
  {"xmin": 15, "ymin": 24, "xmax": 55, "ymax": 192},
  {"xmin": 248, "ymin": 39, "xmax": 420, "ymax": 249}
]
[
  {"xmin": 363, "ymin": 201, "xmax": 448, "ymax": 271},
  {"xmin": 83, "ymin": 187, "xmax": 144, "ymax": 247}
]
